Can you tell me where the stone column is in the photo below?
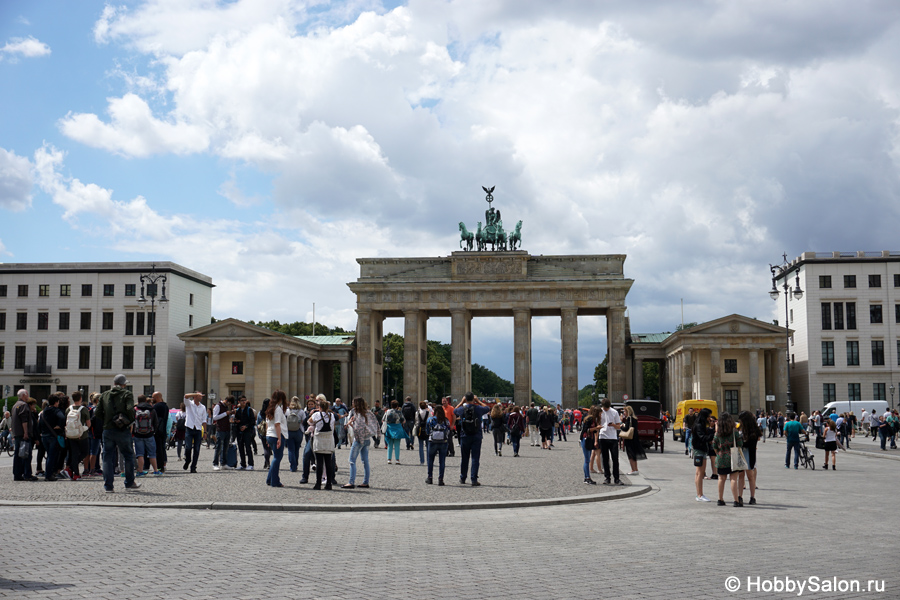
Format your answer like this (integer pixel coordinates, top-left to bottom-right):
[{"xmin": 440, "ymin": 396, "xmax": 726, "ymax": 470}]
[
  {"xmin": 270, "ymin": 351, "xmax": 281, "ymax": 397},
  {"xmin": 749, "ymin": 349, "xmax": 760, "ymax": 413},
  {"xmin": 513, "ymin": 308, "xmax": 532, "ymax": 405},
  {"xmin": 303, "ymin": 358, "xmax": 311, "ymax": 399},
  {"xmin": 560, "ymin": 308, "xmax": 578, "ymax": 409},
  {"xmin": 634, "ymin": 357, "xmax": 644, "ymax": 400},
  {"xmin": 245, "ymin": 350, "xmax": 255, "ymax": 402},
  {"xmin": 281, "ymin": 353, "xmax": 290, "ymax": 393},
  {"xmin": 681, "ymin": 348, "xmax": 693, "ymax": 401},
  {"xmin": 403, "ymin": 310, "xmax": 428, "ymax": 403},
  {"xmin": 451, "ymin": 309, "xmax": 471, "ymax": 401},
  {"xmin": 209, "ymin": 351, "xmax": 220, "ymax": 397},
  {"xmin": 340, "ymin": 360, "xmax": 349, "ymax": 401},
  {"xmin": 311, "ymin": 359, "xmax": 319, "ymax": 396},
  {"xmin": 196, "ymin": 353, "xmax": 208, "ymax": 395},
  {"xmin": 184, "ymin": 350, "xmax": 195, "ymax": 395},
  {"xmin": 710, "ymin": 347, "xmax": 721, "ymax": 409},
  {"xmin": 289, "ymin": 354, "xmax": 298, "ymax": 398},
  {"xmin": 607, "ymin": 307, "xmax": 627, "ymax": 402},
  {"xmin": 354, "ymin": 309, "xmax": 383, "ymax": 407}
]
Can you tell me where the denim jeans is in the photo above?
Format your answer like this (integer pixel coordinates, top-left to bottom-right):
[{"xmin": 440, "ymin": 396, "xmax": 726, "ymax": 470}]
[
  {"xmin": 785, "ymin": 440, "xmax": 801, "ymax": 467},
  {"xmin": 403, "ymin": 423, "xmax": 415, "ymax": 448},
  {"xmin": 459, "ymin": 435, "xmax": 483, "ymax": 482},
  {"xmin": 427, "ymin": 441, "xmax": 448, "ymax": 480},
  {"xmin": 302, "ymin": 434, "xmax": 314, "ymax": 479},
  {"xmin": 266, "ymin": 435, "xmax": 285, "ymax": 486},
  {"xmin": 510, "ymin": 432, "xmax": 521, "ymax": 455},
  {"xmin": 417, "ymin": 436, "xmax": 427, "ymax": 464},
  {"xmin": 184, "ymin": 428, "xmax": 202, "ymax": 470},
  {"xmin": 103, "ymin": 429, "xmax": 136, "ymax": 490},
  {"xmin": 581, "ymin": 438, "xmax": 592, "ymax": 478},
  {"xmin": 41, "ymin": 434, "xmax": 60, "ymax": 479},
  {"xmin": 213, "ymin": 429, "xmax": 230, "ymax": 466},
  {"xmin": 133, "ymin": 436, "xmax": 157, "ymax": 460},
  {"xmin": 336, "ymin": 420, "xmax": 346, "ymax": 448},
  {"xmin": 348, "ymin": 439, "xmax": 370, "ymax": 485},
  {"xmin": 13, "ymin": 437, "xmax": 33, "ymax": 478},
  {"xmin": 286, "ymin": 429, "xmax": 304, "ymax": 471}
]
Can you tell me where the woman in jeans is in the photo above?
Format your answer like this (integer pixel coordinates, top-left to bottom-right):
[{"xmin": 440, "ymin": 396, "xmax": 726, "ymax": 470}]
[
  {"xmin": 490, "ymin": 403, "xmax": 506, "ymax": 456},
  {"xmin": 425, "ymin": 406, "xmax": 451, "ymax": 485},
  {"xmin": 343, "ymin": 397, "xmax": 378, "ymax": 489},
  {"xmin": 284, "ymin": 397, "xmax": 305, "ymax": 472},
  {"xmin": 413, "ymin": 401, "xmax": 431, "ymax": 465},
  {"xmin": 382, "ymin": 400, "xmax": 407, "ymax": 464},
  {"xmin": 506, "ymin": 405, "xmax": 525, "ymax": 457},
  {"xmin": 308, "ymin": 397, "xmax": 337, "ymax": 490},
  {"xmin": 580, "ymin": 406, "xmax": 600, "ymax": 484},
  {"xmin": 737, "ymin": 411, "xmax": 761, "ymax": 505},
  {"xmin": 264, "ymin": 391, "xmax": 288, "ymax": 487}
]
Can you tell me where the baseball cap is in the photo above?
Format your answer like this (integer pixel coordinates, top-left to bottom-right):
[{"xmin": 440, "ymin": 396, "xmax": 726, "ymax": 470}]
[{"xmin": 113, "ymin": 374, "xmax": 129, "ymax": 386}]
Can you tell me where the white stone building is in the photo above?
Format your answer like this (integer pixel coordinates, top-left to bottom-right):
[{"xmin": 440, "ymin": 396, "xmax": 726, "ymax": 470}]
[
  {"xmin": 774, "ymin": 251, "xmax": 900, "ymax": 415},
  {"xmin": 0, "ymin": 262, "xmax": 212, "ymax": 403}
]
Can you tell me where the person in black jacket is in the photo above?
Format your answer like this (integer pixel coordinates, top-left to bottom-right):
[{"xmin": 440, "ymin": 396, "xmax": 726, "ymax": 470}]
[
  {"xmin": 691, "ymin": 408, "xmax": 716, "ymax": 502},
  {"xmin": 39, "ymin": 394, "xmax": 66, "ymax": 481},
  {"xmin": 235, "ymin": 396, "xmax": 256, "ymax": 470}
]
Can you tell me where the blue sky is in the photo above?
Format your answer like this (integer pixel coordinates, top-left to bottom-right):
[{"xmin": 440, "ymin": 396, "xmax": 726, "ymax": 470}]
[{"xmin": 3, "ymin": 1, "xmax": 900, "ymax": 400}]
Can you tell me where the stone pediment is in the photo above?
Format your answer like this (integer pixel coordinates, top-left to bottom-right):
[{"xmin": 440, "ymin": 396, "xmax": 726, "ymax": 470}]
[
  {"xmin": 679, "ymin": 314, "xmax": 786, "ymax": 337},
  {"xmin": 179, "ymin": 318, "xmax": 285, "ymax": 339}
]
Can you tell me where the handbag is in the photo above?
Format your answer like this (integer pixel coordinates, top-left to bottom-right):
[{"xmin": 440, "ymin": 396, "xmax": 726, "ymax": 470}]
[
  {"xmin": 731, "ymin": 432, "xmax": 749, "ymax": 471},
  {"xmin": 313, "ymin": 414, "xmax": 335, "ymax": 454},
  {"xmin": 17, "ymin": 439, "xmax": 32, "ymax": 459},
  {"xmin": 620, "ymin": 419, "xmax": 635, "ymax": 440}
]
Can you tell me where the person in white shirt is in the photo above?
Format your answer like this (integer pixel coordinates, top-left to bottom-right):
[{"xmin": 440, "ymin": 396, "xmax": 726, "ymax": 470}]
[
  {"xmin": 264, "ymin": 390, "xmax": 288, "ymax": 488},
  {"xmin": 598, "ymin": 399, "xmax": 623, "ymax": 485},
  {"xmin": 182, "ymin": 392, "xmax": 208, "ymax": 473},
  {"xmin": 861, "ymin": 409, "xmax": 869, "ymax": 434}
]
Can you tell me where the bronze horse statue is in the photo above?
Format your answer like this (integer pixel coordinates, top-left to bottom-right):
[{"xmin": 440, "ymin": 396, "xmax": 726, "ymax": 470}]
[
  {"xmin": 508, "ymin": 220, "xmax": 523, "ymax": 250},
  {"xmin": 459, "ymin": 222, "xmax": 474, "ymax": 251}
]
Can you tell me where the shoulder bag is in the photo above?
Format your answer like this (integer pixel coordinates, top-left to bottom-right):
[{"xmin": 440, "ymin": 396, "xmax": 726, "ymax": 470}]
[
  {"xmin": 313, "ymin": 414, "xmax": 335, "ymax": 454},
  {"xmin": 731, "ymin": 431, "xmax": 749, "ymax": 471},
  {"xmin": 620, "ymin": 418, "xmax": 635, "ymax": 440}
]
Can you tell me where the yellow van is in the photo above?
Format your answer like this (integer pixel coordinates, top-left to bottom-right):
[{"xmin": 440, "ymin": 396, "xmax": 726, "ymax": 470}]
[{"xmin": 673, "ymin": 399, "xmax": 718, "ymax": 441}]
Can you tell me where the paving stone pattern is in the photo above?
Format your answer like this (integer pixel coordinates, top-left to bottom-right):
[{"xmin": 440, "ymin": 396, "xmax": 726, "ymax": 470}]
[{"xmin": 0, "ymin": 433, "xmax": 897, "ymax": 599}]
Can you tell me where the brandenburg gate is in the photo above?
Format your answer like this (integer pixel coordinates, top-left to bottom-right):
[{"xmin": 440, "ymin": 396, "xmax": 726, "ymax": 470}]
[{"xmin": 348, "ymin": 251, "xmax": 634, "ymax": 407}]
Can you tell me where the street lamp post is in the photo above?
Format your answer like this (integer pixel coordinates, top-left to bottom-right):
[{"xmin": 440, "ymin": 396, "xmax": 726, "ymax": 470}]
[
  {"xmin": 137, "ymin": 264, "xmax": 168, "ymax": 394},
  {"xmin": 769, "ymin": 253, "xmax": 803, "ymax": 414},
  {"xmin": 383, "ymin": 354, "xmax": 392, "ymax": 403},
  {"xmin": 891, "ymin": 384, "xmax": 895, "ymax": 411}
]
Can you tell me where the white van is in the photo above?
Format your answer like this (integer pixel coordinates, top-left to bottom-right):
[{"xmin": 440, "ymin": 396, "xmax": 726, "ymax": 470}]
[{"xmin": 819, "ymin": 401, "xmax": 888, "ymax": 417}]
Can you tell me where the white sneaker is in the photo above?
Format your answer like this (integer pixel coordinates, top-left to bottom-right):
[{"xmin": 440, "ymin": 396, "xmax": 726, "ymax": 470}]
[
  {"xmin": 627, "ymin": 471, "xmax": 639, "ymax": 475},
  {"xmin": 696, "ymin": 495, "xmax": 711, "ymax": 502},
  {"xmin": 237, "ymin": 466, "xmax": 245, "ymax": 470},
  {"xmin": 247, "ymin": 465, "xmax": 254, "ymax": 470},
  {"xmin": 387, "ymin": 459, "xmax": 392, "ymax": 464},
  {"xmin": 213, "ymin": 466, "xmax": 221, "ymax": 471}
]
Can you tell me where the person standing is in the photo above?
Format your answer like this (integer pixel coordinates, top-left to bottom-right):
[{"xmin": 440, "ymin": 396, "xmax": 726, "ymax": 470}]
[
  {"xmin": 712, "ymin": 412, "xmax": 743, "ymax": 507},
  {"xmin": 333, "ymin": 398, "xmax": 349, "ymax": 449},
  {"xmin": 343, "ymin": 396, "xmax": 378, "ymax": 489},
  {"xmin": 490, "ymin": 403, "xmax": 506, "ymax": 457},
  {"xmin": 425, "ymin": 407, "xmax": 452, "ymax": 485},
  {"xmin": 505, "ymin": 405, "xmax": 525, "ymax": 457},
  {"xmin": 441, "ymin": 397, "xmax": 457, "ymax": 457},
  {"xmin": 133, "ymin": 395, "xmax": 161, "ymax": 476},
  {"xmin": 823, "ymin": 419, "xmax": 838, "ymax": 470},
  {"xmin": 371, "ymin": 400, "xmax": 384, "ymax": 449},
  {"xmin": 308, "ymin": 396, "xmax": 337, "ymax": 490},
  {"xmin": 756, "ymin": 412, "xmax": 767, "ymax": 443},
  {"xmin": 737, "ymin": 411, "xmax": 761, "ymax": 505},
  {"xmin": 151, "ymin": 392, "xmax": 169, "ymax": 472},
  {"xmin": 580, "ymin": 406, "xmax": 600, "ymax": 485},
  {"xmin": 182, "ymin": 391, "xmax": 207, "ymax": 473},
  {"xmin": 285, "ymin": 397, "xmax": 306, "ymax": 472},
  {"xmin": 401, "ymin": 396, "xmax": 417, "ymax": 450},
  {"xmin": 683, "ymin": 408, "xmax": 696, "ymax": 455},
  {"xmin": 454, "ymin": 392, "xmax": 491, "ymax": 486},
  {"xmin": 784, "ymin": 413, "xmax": 804, "ymax": 469},
  {"xmin": 598, "ymin": 399, "xmax": 623, "ymax": 485},
  {"xmin": 211, "ymin": 395, "xmax": 234, "ymax": 470},
  {"xmin": 382, "ymin": 400, "xmax": 407, "ymax": 464},
  {"xmin": 39, "ymin": 394, "xmax": 65, "ymax": 481},
  {"xmin": 413, "ymin": 401, "xmax": 432, "ymax": 465},
  {"xmin": 235, "ymin": 396, "xmax": 256, "ymax": 470},
  {"xmin": 11, "ymin": 391, "xmax": 38, "ymax": 482},
  {"xmin": 692, "ymin": 408, "xmax": 715, "ymax": 502},
  {"xmin": 64, "ymin": 392, "xmax": 91, "ymax": 480},
  {"xmin": 526, "ymin": 403, "xmax": 541, "ymax": 447},
  {"xmin": 264, "ymin": 390, "xmax": 288, "ymax": 487},
  {"xmin": 95, "ymin": 375, "xmax": 140, "ymax": 492},
  {"xmin": 621, "ymin": 406, "xmax": 646, "ymax": 476}
]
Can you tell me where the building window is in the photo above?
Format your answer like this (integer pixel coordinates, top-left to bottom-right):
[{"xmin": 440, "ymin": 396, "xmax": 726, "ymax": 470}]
[
  {"xmin": 57, "ymin": 346, "xmax": 68, "ymax": 370},
  {"xmin": 723, "ymin": 359, "xmax": 737, "ymax": 373},
  {"xmin": 789, "ymin": 309, "xmax": 793, "ymax": 324},
  {"xmin": 102, "ymin": 312, "xmax": 114, "ymax": 330},
  {"xmin": 147, "ymin": 312, "xmax": 155, "ymax": 336},
  {"xmin": 821, "ymin": 303, "xmax": 831, "ymax": 330},
  {"xmin": 122, "ymin": 346, "xmax": 134, "ymax": 370},
  {"xmin": 819, "ymin": 275, "xmax": 831, "ymax": 289},
  {"xmin": 56, "ymin": 385, "xmax": 67, "ymax": 395},
  {"xmin": 60, "ymin": 284, "xmax": 71, "ymax": 297},
  {"xmin": 81, "ymin": 284, "xmax": 92, "ymax": 297},
  {"xmin": 0, "ymin": 346, "xmax": 4, "ymax": 370},
  {"xmin": 871, "ymin": 304, "xmax": 883, "ymax": 324},
  {"xmin": 39, "ymin": 284, "xmax": 49, "ymax": 297},
  {"xmin": 0, "ymin": 284, "xmax": 6, "ymax": 297},
  {"xmin": 189, "ymin": 293, "xmax": 194, "ymax": 306},
  {"xmin": 232, "ymin": 361, "xmax": 243, "ymax": 375},
  {"xmin": 895, "ymin": 274, "xmax": 900, "ymax": 287},
  {"xmin": 78, "ymin": 346, "xmax": 90, "ymax": 370},
  {"xmin": 874, "ymin": 383, "xmax": 886, "ymax": 401},
  {"xmin": 189, "ymin": 314, "xmax": 194, "ymax": 328},
  {"xmin": 15, "ymin": 346, "xmax": 26, "ymax": 369},
  {"xmin": 99, "ymin": 386, "xmax": 111, "ymax": 394},
  {"xmin": 848, "ymin": 383, "xmax": 861, "ymax": 403},
  {"xmin": 833, "ymin": 303, "xmax": 844, "ymax": 330},
  {"xmin": 18, "ymin": 285, "xmax": 28, "ymax": 297},
  {"xmin": 896, "ymin": 304, "xmax": 900, "ymax": 324},
  {"xmin": 844, "ymin": 275, "xmax": 856, "ymax": 288},
  {"xmin": 869, "ymin": 274, "xmax": 881, "ymax": 288},
  {"xmin": 36, "ymin": 345, "xmax": 47, "ymax": 368},
  {"xmin": 847, "ymin": 302, "xmax": 856, "ymax": 330},
  {"xmin": 872, "ymin": 340, "xmax": 885, "ymax": 366},
  {"xmin": 100, "ymin": 346, "xmax": 113, "ymax": 370},
  {"xmin": 144, "ymin": 346, "xmax": 156, "ymax": 369},
  {"xmin": 136, "ymin": 312, "xmax": 145, "ymax": 336},
  {"xmin": 125, "ymin": 284, "xmax": 136, "ymax": 297},
  {"xmin": 846, "ymin": 341, "xmax": 859, "ymax": 366},
  {"xmin": 125, "ymin": 312, "xmax": 134, "ymax": 336},
  {"xmin": 16, "ymin": 312, "xmax": 27, "ymax": 330},
  {"xmin": 724, "ymin": 390, "xmax": 739, "ymax": 414},
  {"xmin": 80, "ymin": 312, "xmax": 92, "ymax": 330},
  {"xmin": 143, "ymin": 385, "xmax": 155, "ymax": 397},
  {"xmin": 0, "ymin": 312, "xmax": 5, "ymax": 330},
  {"xmin": 823, "ymin": 383, "xmax": 836, "ymax": 403},
  {"xmin": 103, "ymin": 284, "xmax": 115, "ymax": 297},
  {"xmin": 822, "ymin": 341, "xmax": 834, "ymax": 366},
  {"xmin": 37, "ymin": 312, "xmax": 48, "ymax": 330},
  {"xmin": 59, "ymin": 312, "xmax": 70, "ymax": 330}
]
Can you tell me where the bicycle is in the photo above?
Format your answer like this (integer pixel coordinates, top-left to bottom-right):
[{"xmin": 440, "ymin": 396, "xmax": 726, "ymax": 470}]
[
  {"xmin": 0, "ymin": 434, "xmax": 14, "ymax": 457},
  {"xmin": 798, "ymin": 435, "xmax": 815, "ymax": 470}
]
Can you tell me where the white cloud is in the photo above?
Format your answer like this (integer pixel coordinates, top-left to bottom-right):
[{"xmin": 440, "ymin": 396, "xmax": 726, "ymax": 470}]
[
  {"xmin": 0, "ymin": 148, "xmax": 34, "ymax": 211},
  {"xmin": 0, "ymin": 36, "xmax": 51, "ymax": 60}
]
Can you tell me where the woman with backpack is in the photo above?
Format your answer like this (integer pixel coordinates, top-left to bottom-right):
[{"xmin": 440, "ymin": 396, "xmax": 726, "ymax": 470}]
[
  {"xmin": 413, "ymin": 401, "xmax": 432, "ymax": 465},
  {"xmin": 539, "ymin": 407, "xmax": 555, "ymax": 450},
  {"xmin": 580, "ymin": 406, "xmax": 600, "ymax": 484},
  {"xmin": 425, "ymin": 405, "xmax": 451, "ymax": 485},
  {"xmin": 823, "ymin": 418, "xmax": 838, "ymax": 469},
  {"xmin": 691, "ymin": 407, "xmax": 716, "ymax": 502},
  {"xmin": 257, "ymin": 399, "xmax": 271, "ymax": 470},
  {"xmin": 308, "ymin": 396, "xmax": 337, "ymax": 490},
  {"xmin": 264, "ymin": 390, "xmax": 288, "ymax": 487},
  {"xmin": 343, "ymin": 396, "xmax": 378, "ymax": 489},
  {"xmin": 490, "ymin": 403, "xmax": 507, "ymax": 456},
  {"xmin": 712, "ymin": 412, "xmax": 744, "ymax": 507},
  {"xmin": 382, "ymin": 400, "xmax": 407, "ymax": 465},
  {"xmin": 506, "ymin": 405, "xmax": 525, "ymax": 457},
  {"xmin": 173, "ymin": 402, "xmax": 186, "ymax": 461},
  {"xmin": 284, "ymin": 397, "xmax": 305, "ymax": 473},
  {"xmin": 737, "ymin": 411, "xmax": 761, "ymax": 505}
]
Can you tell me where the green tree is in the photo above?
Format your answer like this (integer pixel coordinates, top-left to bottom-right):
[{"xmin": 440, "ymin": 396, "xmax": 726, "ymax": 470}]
[
  {"xmin": 250, "ymin": 319, "xmax": 352, "ymax": 337},
  {"xmin": 593, "ymin": 356, "xmax": 608, "ymax": 397},
  {"xmin": 675, "ymin": 321, "xmax": 699, "ymax": 331},
  {"xmin": 640, "ymin": 360, "xmax": 660, "ymax": 400}
]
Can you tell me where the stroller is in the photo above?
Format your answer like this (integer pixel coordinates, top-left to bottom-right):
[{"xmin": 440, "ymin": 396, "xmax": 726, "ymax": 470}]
[{"xmin": 798, "ymin": 434, "xmax": 816, "ymax": 470}]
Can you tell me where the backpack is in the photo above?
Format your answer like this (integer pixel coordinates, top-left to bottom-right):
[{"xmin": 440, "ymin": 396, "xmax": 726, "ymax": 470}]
[
  {"xmin": 429, "ymin": 420, "xmax": 449, "ymax": 443},
  {"xmin": 286, "ymin": 410, "xmax": 301, "ymax": 432},
  {"xmin": 401, "ymin": 402, "xmax": 416, "ymax": 422},
  {"xmin": 90, "ymin": 406, "xmax": 103, "ymax": 438},
  {"xmin": 176, "ymin": 413, "xmax": 186, "ymax": 432},
  {"xmin": 65, "ymin": 406, "xmax": 87, "ymax": 439},
  {"xmin": 134, "ymin": 409, "xmax": 154, "ymax": 436},
  {"xmin": 507, "ymin": 413, "xmax": 523, "ymax": 436},
  {"xmin": 460, "ymin": 404, "xmax": 479, "ymax": 436},
  {"xmin": 416, "ymin": 410, "xmax": 430, "ymax": 439}
]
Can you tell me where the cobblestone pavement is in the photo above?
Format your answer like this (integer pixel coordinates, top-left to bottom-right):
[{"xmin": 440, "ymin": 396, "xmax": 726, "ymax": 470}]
[{"xmin": 0, "ymin": 432, "xmax": 896, "ymax": 600}]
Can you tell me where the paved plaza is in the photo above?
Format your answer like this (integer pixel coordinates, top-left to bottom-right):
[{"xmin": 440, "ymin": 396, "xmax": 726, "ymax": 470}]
[{"xmin": 0, "ymin": 432, "xmax": 897, "ymax": 599}]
